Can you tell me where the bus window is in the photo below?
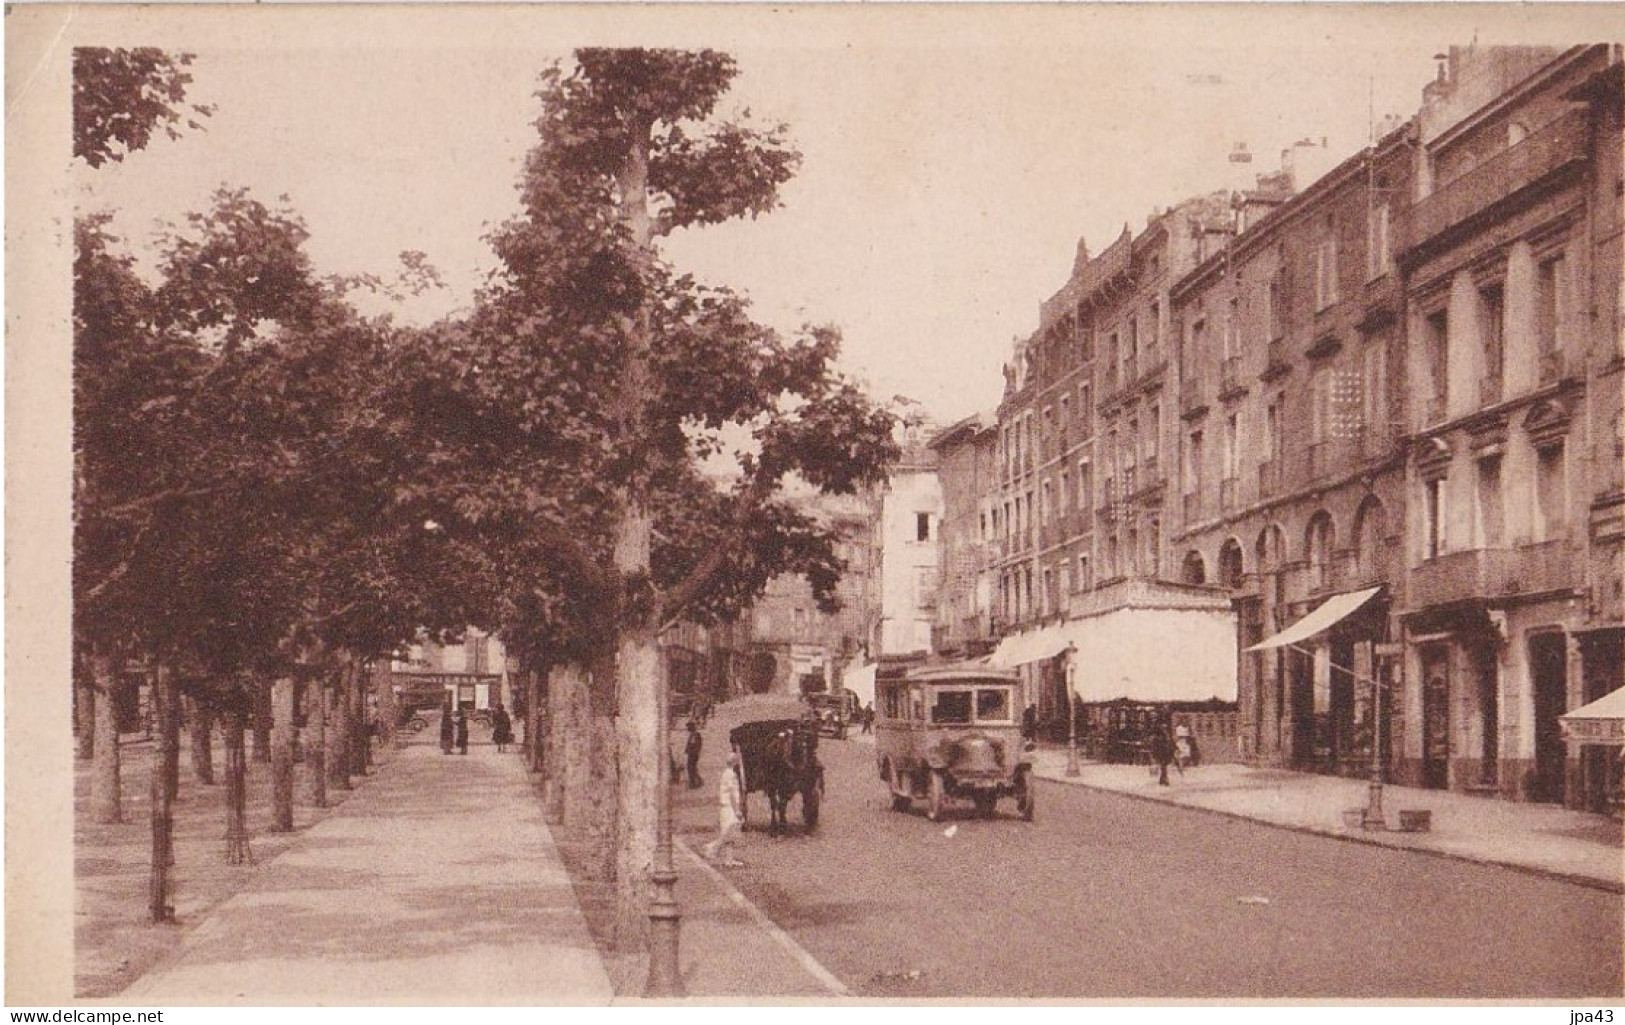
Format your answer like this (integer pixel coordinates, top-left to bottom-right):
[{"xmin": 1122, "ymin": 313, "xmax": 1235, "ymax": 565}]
[
  {"xmin": 931, "ymin": 690, "xmax": 972, "ymax": 724},
  {"xmin": 909, "ymin": 687, "xmax": 926, "ymax": 722},
  {"xmin": 975, "ymin": 688, "xmax": 1011, "ymax": 723}
]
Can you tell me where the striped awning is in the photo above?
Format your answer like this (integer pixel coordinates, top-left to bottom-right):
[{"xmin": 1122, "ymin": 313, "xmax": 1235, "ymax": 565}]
[
  {"xmin": 1244, "ymin": 587, "xmax": 1382, "ymax": 652},
  {"xmin": 989, "ymin": 625, "xmax": 1072, "ymax": 668}
]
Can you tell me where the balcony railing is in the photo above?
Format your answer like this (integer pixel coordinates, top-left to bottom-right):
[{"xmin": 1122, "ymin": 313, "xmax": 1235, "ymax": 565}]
[
  {"xmin": 1408, "ymin": 540, "xmax": 1576, "ymax": 608},
  {"xmin": 1408, "ymin": 110, "xmax": 1589, "ymax": 249}
]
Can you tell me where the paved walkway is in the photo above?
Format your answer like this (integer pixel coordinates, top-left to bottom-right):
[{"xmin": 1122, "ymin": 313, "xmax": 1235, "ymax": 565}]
[
  {"xmin": 121, "ymin": 740, "xmax": 614, "ymax": 1005},
  {"xmin": 1027, "ymin": 746, "xmax": 1624, "ymax": 891}
]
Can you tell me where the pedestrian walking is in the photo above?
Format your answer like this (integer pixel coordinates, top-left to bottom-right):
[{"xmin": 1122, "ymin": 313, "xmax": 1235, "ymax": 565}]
[
  {"xmin": 1022, "ymin": 703, "xmax": 1038, "ymax": 743},
  {"xmin": 1150, "ymin": 717, "xmax": 1175, "ymax": 786},
  {"xmin": 439, "ymin": 703, "xmax": 454, "ymax": 755},
  {"xmin": 702, "ymin": 752, "xmax": 746, "ymax": 867},
  {"xmin": 861, "ymin": 702, "xmax": 874, "ymax": 734},
  {"xmin": 1173, "ymin": 720, "xmax": 1193, "ymax": 774},
  {"xmin": 491, "ymin": 704, "xmax": 514, "ymax": 754},
  {"xmin": 685, "ymin": 719, "xmax": 704, "ymax": 789},
  {"xmin": 455, "ymin": 710, "xmax": 469, "ymax": 755}
]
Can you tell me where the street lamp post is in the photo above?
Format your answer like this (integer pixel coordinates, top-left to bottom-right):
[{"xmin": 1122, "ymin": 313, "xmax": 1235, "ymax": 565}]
[
  {"xmin": 645, "ymin": 649, "xmax": 683, "ymax": 997},
  {"xmin": 1065, "ymin": 644, "xmax": 1081, "ymax": 777},
  {"xmin": 1365, "ymin": 650, "xmax": 1386, "ymax": 829}
]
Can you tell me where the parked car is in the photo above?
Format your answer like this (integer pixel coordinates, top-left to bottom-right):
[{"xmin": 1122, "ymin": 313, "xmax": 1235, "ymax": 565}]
[
  {"xmin": 874, "ymin": 662, "xmax": 1034, "ymax": 822},
  {"xmin": 805, "ymin": 690, "xmax": 857, "ymax": 739}
]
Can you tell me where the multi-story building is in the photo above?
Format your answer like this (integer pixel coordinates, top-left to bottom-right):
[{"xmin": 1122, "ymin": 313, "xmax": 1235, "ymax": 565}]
[
  {"xmin": 978, "ymin": 44, "xmax": 1620, "ymax": 807},
  {"xmin": 873, "ymin": 426, "xmax": 944, "ymax": 658},
  {"xmin": 1171, "ymin": 115, "xmax": 1416, "ymax": 776},
  {"xmin": 1393, "ymin": 44, "xmax": 1622, "ymax": 810},
  {"xmin": 994, "ymin": 196, "xmax": 1246, "ymax": 728},
  {"xmin": 927, "ymin": 414, "xmax": 999, "ymax": 659}
]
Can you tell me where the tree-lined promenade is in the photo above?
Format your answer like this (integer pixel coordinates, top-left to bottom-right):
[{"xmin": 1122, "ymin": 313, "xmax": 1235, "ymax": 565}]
[{"xmin": 73, "ymin": 45, "xmax": 898, "ymax": 987}]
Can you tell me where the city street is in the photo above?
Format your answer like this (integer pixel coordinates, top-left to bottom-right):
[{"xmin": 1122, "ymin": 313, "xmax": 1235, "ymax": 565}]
[{"xmin": 672, "ymin": 713, "xmax": 1623, "ymax": 999}]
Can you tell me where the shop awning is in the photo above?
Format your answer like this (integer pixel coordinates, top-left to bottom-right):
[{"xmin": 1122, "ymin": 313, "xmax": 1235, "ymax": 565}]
[
  {"xmin": 1560, "ymin": 687, "xmax": 1625, "ymax": 745},
  {"xmin": 989, "ymin": 625, "xmax": 1072, "ymax": 668},
  {"xmin": 1061, "ymin": 606, "xmax": 1237, "ymax": 703},
  {"xmin": 1244, "ymin": 587, "xmax": 1382, "ymax": 652}
]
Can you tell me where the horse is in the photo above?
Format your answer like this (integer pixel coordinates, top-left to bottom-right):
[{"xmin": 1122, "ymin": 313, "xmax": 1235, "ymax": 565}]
[{"xmin": 730, "ymin": 719, "xmax": 823, "ymax": 837}]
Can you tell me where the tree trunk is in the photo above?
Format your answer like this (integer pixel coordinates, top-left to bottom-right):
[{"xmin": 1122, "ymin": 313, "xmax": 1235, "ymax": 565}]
[
  {"xmin": 357, "ymin": 663, "xmax": 374, "ymax": 771},
  {"xmin": 270, "ymin": 676, "xmax": 295, "ymax": 832},
  {"xmin": 613, "ymin": 611, "xmax": 661, "ymax": 952},
  {"xmin": 251, "ymin": 684, "xmax": 272, "ymax": 763},
  {"xmin": 75, "ymin": 668, "xmax": 96, "ymax": 761},
  {"xmin": 188, "ymin": 697, "xmax": 215, "ymax": 785},
  {"xmin": 90, "ymin": 655, "xmax": 121, "ymax": 824},
  {"xmin": 223, "ymin": 709, "xmax": 251, "ymax": 864},
  {"xmin": 148, "ymin": 662, "xmax": 178, "ymax": 923},
  {"xmin": 163, "ymin": 678, "xmax": 182, "ymax": 809},
  {"xmin": 307, "ymin": 679, "xmax": 327, "ymax": 809},
  {"xmin": 346, "ymin": 661, "xmax": 367, "ymax": 777},
  {"xmin": 327, "ymin": 670, "xmax": 352, "ymax": 791},
  {"xmin": 528, "ymin": 668, "xmax": 547, "ymax": 775},
  {"xmin": 556, "ymin": 661, "xmax": 590, "ymax": 835}
]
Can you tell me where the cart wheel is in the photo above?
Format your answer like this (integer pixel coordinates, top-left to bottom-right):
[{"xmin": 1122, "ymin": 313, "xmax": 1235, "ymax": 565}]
[
  {"xmin": 803, "ymin": 785, "xmax": 821, "ymax": 829},
  {"xmin": 1016, "ymin": 775, "xmax": 1035, "ymax": 822},
  {"xmin": 926, "ymin": 770, "xmax": 946, "ymax": 822},
  {"xmin": 973, "ymin": 793, "xmax": 998, "ymax": 819},
  {"xmin": 887, "ymin": 763, "xmax": 911, "ymax": 812}
]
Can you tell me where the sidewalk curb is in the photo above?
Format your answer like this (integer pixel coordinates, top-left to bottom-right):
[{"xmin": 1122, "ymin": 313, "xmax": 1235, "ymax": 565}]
[
  {"xmin": 674, "ymin": 836, "xmax": 853, "ymax": 998},
  {"xmin": 1032, "ymin": 768, "xmax": 1625, "ymax": 896}
]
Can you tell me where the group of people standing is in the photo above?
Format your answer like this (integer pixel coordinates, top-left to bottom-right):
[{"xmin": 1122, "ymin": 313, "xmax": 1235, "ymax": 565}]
[{"xmin": 438, "ymin": 702, "xmax": 514, "ymax": 756}]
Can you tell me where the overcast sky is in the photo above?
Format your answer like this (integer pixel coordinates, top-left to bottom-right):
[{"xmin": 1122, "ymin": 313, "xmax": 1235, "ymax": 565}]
[{"xmin": 71, "ymin": 5, "xmax": 1608, "ymax": 424}]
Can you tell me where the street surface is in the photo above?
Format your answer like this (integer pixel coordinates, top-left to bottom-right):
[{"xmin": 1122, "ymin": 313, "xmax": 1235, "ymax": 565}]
[{"xmin": 674, "ymin": 710, "xmax": 1623, "ymax": 999}]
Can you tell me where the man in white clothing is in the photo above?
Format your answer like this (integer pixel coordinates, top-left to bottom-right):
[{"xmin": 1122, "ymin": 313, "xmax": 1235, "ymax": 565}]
[{"xmin": 703, "ymin": 752, "xmax": 746, "ymax": 867}]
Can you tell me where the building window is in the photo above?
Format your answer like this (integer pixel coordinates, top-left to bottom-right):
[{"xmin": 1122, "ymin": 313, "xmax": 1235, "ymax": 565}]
[
  {"xmin": 1078, "ymin": 459, "xmax": 1092, "ymax": 514},
  {"xmin": 1223, "ymin": 412, "xmax": 1241, "ymax": 481},
  {"xmin": 1186, "ymin": 430, "xmax": 1204, "ymax": 496},
  {"xmin": 1267, "ymin": 272, "xmax": 1284, "ymax": 341},
  {"xmin": 1040, "ymin": 480, "xmax": 1052, "ymax": 526},
  {"xmin": 1224, "ymin": 297, "xmax": 1240, "ymax": 360},
  {"xmin": 1479, "ymin": 282, "xmax": 1505, "ymax": 401},
  {"xmin": 1077, "ymin": 554, "xmax": 1092, "ymax": 592},
  {"xmin": 1078, "ymin": 383, "xmax": 1092, "ymax": 421},
  {"xmin": 1425, "ymin": 310, "xmax": 1449, "ymax": 416},
  {"xmin": 1078, "ymin": 322, "xmax": 1095, "ymax": 363},
  {"xmin": 1424, "ymin": 476, "xmax": 1447, "ymax": 560},
  {"xmin": 1264, "ymin": 400, "xmax": 1281, "ymax": 465},
  {"xmin": 1315, "ymin": 219, "xmax": 1339, "ymax": 311},
  {"xmin": 1535, "ymin": 443, "xmax": 1567, "ymax": 541},
  {"xmin": 1060, "ymin": 395, "xmax": 1070, "ymax": 432},
  {"xmin": 1146, "ymin": 403, "xmax": 1161, "ymax": 462},
  {"xmin": 1368, "ymin": 203, "xmax": 1393, "ymax": 280},
  {"xmin": 1308, "ymin": 513, "xmax": 1334, "ymax": 591},
  {"xmin": 1476, "ymin": 455, "xmax": 1504, "ymax": 547},
  {"xmin": 1536, "ymin": 254, "xmax": 1566, "ymax": 358},
  {"xmin": 1147, "ymin": 519, "xmax": 1161, "ymax": 579},
  {"xmin": 1059, "ymin": 470, "xmax": 1071, "ymax": 515},
  {"xmin": 916, "ymin": 512, "xmax": 932, "ymax": 543},
  {"xmin": 1311, "ymin": 367, "xmax": 1333, "ymax": 442},
  {"xmin": 1362, "ymin": 343, "xmax": 1386, "ymax": 441},
  {"xmin": 1147, "ymin": 301, "xmax": 1161, "ymax": 353}
]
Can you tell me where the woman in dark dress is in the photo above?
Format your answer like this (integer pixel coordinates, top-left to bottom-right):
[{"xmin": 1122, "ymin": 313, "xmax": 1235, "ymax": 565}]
[
  {"xmin": 439, "ymin": 702, "xmax": 455, "ymax": 755},
  {"xmin": 491, "ymin": 704, "xmax": 514, "ymax": 753},
  {"xmin": 455, "ymin": 710, "xmax": 469, "ymax": 755}
]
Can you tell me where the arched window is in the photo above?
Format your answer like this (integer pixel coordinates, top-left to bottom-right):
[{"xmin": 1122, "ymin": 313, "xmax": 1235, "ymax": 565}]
[
  {"xmin": 1182, "ymin": 550, "xmax": 1207, "ymax": 586},
  {"xmin": 1353, "ymin": 497, "xmax": 1387, "ymax": 583},
  {"xmin": 1219, "ymin": 538, "xmax": 1245, "ymax": 590},
  {"xmin": 1307, "ymin": 511, "xmax": 1336, "ymax": 593}
]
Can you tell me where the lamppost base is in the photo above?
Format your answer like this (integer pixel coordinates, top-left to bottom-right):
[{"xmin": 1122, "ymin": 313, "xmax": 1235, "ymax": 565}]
[
  {"xmin": 644, "ymin": 867, "xmax": 683, "ymax": 998},
  {"xmin": 1364, "ymin": 782, "xmax": 1386, "ymax": 830},
  {"xmin": 1065, "ymin": 744, "xmax": 1081, "ymax": 777}
]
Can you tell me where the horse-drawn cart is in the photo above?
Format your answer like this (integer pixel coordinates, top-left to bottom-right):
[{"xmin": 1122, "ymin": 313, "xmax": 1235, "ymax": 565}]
[{"xmin": 729, "ymin": 718, "xmax": 825, "ymax": 836}]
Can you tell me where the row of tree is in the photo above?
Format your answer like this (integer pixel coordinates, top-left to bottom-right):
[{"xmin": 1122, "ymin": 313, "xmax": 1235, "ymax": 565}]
[{"xmin": 72, "ymin": 46, "xmax": 899, "ymax": 953}]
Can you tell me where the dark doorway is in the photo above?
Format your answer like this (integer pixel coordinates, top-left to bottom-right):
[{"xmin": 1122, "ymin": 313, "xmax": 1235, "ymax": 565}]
[
  {"xmin": 1289, "ymin": 649, "xmax": 1315, "ymax": 766},
  {"xmin": 1329, "ymin": 640, "xmax": 1356, "ymax": 773},
  {"xmin": 1529, "ymin": 631, "xmax": 1569, "ymax": 804},
  {"xmin": 1470, "ymin": 640, "xmax": 1499, "ymax": 786},
  {"xmin": 1421, "ymin": 646, "xmax": 1450, "ymax": 789},
  {"xmin": 747, "ymin": 653, "xmax": 778, "ymax": 695},
  {"xmin": 1579, "ymin": 629, "xmax": 1623, "ymax": 813}
]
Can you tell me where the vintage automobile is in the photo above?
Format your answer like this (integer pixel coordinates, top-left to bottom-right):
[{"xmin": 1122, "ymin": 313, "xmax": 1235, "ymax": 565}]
[
  {"xmin": 805, "ymin": 690, "xmax": 858, "ymax": 739},
  {"xmin": 874, "ymin": 662, "xmax": 1034, "ymax": 822}
]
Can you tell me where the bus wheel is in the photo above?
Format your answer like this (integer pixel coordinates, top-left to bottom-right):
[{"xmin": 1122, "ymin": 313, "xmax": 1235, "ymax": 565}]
[{"xmin": 926, "ymin": 771, "xmax": 946, "ymax": 822}]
